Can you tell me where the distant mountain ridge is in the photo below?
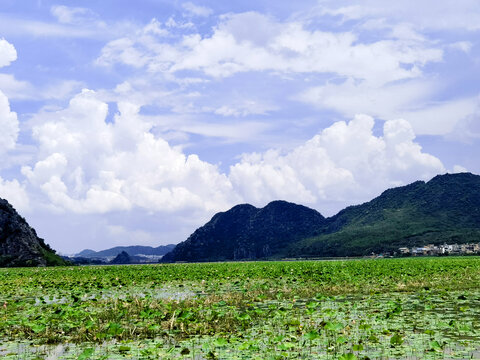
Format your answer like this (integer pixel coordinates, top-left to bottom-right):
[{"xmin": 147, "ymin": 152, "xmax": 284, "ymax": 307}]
[
  {"xmin": 162, "ymin": 173, "xmax": 480, "ymax": 262},
  {"xmin": 0, "ymin": 198, "xmax": 66, "ymax": 267},
  {"xmin": 76, "ymin": 244, "xmax": 176, "ymax": 258}
]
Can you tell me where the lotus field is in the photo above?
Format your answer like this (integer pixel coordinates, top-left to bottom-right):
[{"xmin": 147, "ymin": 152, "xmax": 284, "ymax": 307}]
[{"xmin": 1, "ymin": 257, "xmax": 480, "ymax": 359}]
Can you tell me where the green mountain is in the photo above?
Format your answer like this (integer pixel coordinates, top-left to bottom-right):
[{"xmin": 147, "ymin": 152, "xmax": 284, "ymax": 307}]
[
  {"xmin": 162, "ymin": 200, "xmax": 326, "ymax": 262},
  {"xmin": 109, "ymin": 251, "xmax": 132, "ymax": 265},
  {"xmin": 287, "ymin": 172, "xmax": 480, "ymax": 257},
  {"xmin": 0, "ymin": 198, "xmax": 67, "ymax": 267},
  {"xmin": 162, "ymin": 173, "xmax": 480, "ymax": 262},
  {"xmin": 76, "ymin": 244, "xmax": 176, "ymax": 258}
]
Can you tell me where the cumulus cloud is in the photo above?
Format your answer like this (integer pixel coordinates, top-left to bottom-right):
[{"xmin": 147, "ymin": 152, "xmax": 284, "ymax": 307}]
[
  {"xmin": 22, "ymin": 89, "xmax": 446, "ymax": 217},
  {"xmin": 0, "ymin": 90, "xmax": 19, "ymax": 155},
  {"xmin": 98, "ymin": 12, "xmax": 442, "ymax": 85},
  {"xmin": 230, "ymin": 114, "xmax": 445, "ymax": 213},
  {"xmin": 23, "ymin": 89, "xmax": 237, "ymax": 214},
  {"xmin": 0, "ymin": 177, "xmax": 29, "ymax": 212},
  {"xmin": 0, "ymin": 38, "xmax": 24, "ymax": 209},
  {"xmin": 0, "ymin": 38, "xmax": 17, "ymax": 68}
]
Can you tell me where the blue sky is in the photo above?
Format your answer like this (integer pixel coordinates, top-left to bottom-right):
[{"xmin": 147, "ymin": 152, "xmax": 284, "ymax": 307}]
[{"xmin": 0, "ymin": 0, "xmax": 479, "ymax": 253}]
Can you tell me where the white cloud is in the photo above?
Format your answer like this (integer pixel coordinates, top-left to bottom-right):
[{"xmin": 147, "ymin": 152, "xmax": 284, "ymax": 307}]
[
  {"xmin": 0, "ymin": 38, "xmax": 17, "ymax": 68},
  {"xmin": 0, "ymin": 11, "xmax": 137, "ymax": 40},
  {"xmin": 313, "ymin": 4, "xmax": 369, "ymax": 22},
  {"xmin": 98, "ymin": 12, "xmax": 442, "ymax": 85},
  {"xmin": 51, "ymin": 5, "xmax": 98, "ymax": 25},
  {"xmin": 316, "ymin": 0, "xmax": 480, "ymax": 31},
  {"xmin": 100, "ymin": 80, "xmax": 273, "ymax": 142},
  {"xmin": 0, "ymin": 90, "xmax": 19, "ymax": 155},
  {"xmin": 171, "ymin": 120, "xmax": 271, "ymax": 142},
  {"xmin": 449, "ymin": 41, "xmax": 473, "ymax": 53},
  {"xmin": 172, "ymin": 12, "xmax": 441, "ymax": 83},
  {"xmin": 298, "ymin": 78, "xmax": 478, "ymax": 136},
  {"xmin": 448, "ymin": 98, "xmax": 480, "ymax": 141},
  {"xmin": 229, "ymin": 114, "xmax": 445, "ymax": 213},
  {"xmin": 0, "ymin": 74, "xmax": 83, "ymax": 101},
  {"xmin": 213, "ymin": 100, "xmax": 274, "ymax": 117},
  {"xmin": 453, "ymin": 165, "xmax": 468, "ymax": 173},
  {"xmin": 0, "ymin": 74, "xmax": 33, "ymax": 99},
  {"xmin": 0, "ymin": 40, "xmax": 21, "ymax": 170},
  {"xmin": 20, "ymin": 90, "xmax": 448, "ymax": 217},
  {"xmin": 0, "ymin": 177, "xmax": 29, "ymax": 212},
  {"xmin": 211, "ymin": 96, "xmax": 277, "ymax": 117},
  {"xmin": 404, "ymin": 97, "xmax": 478, "ymax": 136},
  {"xmin": 298, "ymin": 78, "xmax": 435, "ymax": 119},
  {"xmin": 182, "ymin": 2, "xmax": 213, "ymax": 17},
  {"xmin": 23, "ymin": 89, "xmax": 238, "ymax": 214},
  {"xmin": 165, "ymin": 17, "xmax": 195, "ymax": 30},
  {"xmin": 96, "ymin": 19, "xmax": 174, "ymax": 69},
  {"xmin": 0, "ymin": 15, "xmax": 97, "ymax": 38}
]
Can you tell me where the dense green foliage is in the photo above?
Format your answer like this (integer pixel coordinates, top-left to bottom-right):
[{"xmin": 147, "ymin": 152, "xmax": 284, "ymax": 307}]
[
  {"xmin": 163, "ymin": 200, "xmax": 325, "ymax": 262},
  {"xmin": 1, "ymin": 257, "xmax": 480, "ymax": 358},
  {"xmin": 288, "ymin": 173, "xmax": 480, "ymax": 257}
]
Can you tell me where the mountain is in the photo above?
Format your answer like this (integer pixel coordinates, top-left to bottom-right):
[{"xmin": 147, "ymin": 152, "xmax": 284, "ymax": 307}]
[
  {"xmin": 110, "ymin": 251, "xmax": 132, "ymax": 265},
  {"xmin": 162, "ymin": 200, "xmax": 326, "ymax": 262},
  {"xmin": 76, "ymin": 244, "xmax": 176, "ymax": 258},
  {"xmin": 76, "ymin": 249, "xmax": 97, "ymax": 257},
  {"xmin": 287, "ymin": 172, "xmax": 480, "ymax": 257},
  {"xmin": 0, "ymin": 198, "xmax": 67, "ymax": 267},
  {"xmin": 162, "ymin": 173, "xmax": 480, "ymax": 262}
]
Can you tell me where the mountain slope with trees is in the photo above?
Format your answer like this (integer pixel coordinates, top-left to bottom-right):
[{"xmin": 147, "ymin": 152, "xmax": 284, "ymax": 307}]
[
  {"xmin": 287, "ymin": 172, "xmax": 480, "ymax": 257},
  {"xmin": 162, "ymin": 200, "xmax": 326, "ymax": 262},
  {"xmin": 163, "ymin": 173, "xmax": 480, "ymax": 262}
]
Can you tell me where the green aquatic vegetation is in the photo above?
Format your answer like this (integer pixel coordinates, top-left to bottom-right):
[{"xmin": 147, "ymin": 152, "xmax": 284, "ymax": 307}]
[{"xmin": 0, "ymin": 257, "xmax": 480, "ymax": 358}]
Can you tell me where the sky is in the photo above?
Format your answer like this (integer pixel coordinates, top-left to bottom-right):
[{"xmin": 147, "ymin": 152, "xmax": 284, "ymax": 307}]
[{"xmin": 0, "ymin": 0, "xmax": 479, "ymax": 254}]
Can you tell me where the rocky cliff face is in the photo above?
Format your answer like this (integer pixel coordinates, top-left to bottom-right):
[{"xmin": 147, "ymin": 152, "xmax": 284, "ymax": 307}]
[{"xmin": 0, "ymin": 198, "xmax": 63, "ymax": 267}]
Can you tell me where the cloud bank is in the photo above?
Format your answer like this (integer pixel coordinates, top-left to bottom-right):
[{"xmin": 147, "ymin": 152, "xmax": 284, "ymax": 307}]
[
  {"xmin": 98, "ymin": 12, "xmax": 442, "ymax": 86},
  {"xmin": 23, "ymin": 90, "xmax": 237, "ymax": 215},
  {"xmin": 22, "ymin": 90, "xmax": 445, "ymax": 220},
  {"xmin": 230, "ymin": 114, "xmax": 444, "ymax": 210}
]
